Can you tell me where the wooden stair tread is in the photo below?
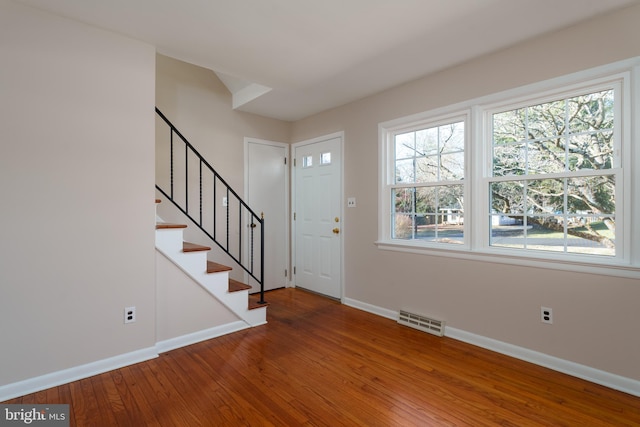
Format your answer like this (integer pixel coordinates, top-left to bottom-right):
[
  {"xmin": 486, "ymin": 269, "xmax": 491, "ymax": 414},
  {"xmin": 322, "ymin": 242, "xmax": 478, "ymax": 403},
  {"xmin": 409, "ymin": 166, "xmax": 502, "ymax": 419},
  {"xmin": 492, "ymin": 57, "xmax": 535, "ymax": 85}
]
[
  {"xmin": 248, "ymin": 294, "xmax": 270, "ymax": 310},
  {"xmin": 228, "ymin": 278, "xmax": 251, "ymax": 293},
  {"xmin": 207, "ymin": 261, "xmax": 232, "ymax": 273},
  {"xmin": 155, "ymin": 199, "xmax": 161, "ymax": 203},
  {"xmin": 183, "ymin": 242, "xmax": 211, "ymax": 252},
  {"xmin": 156, "ymin": 223, "xmax": 187, "ymax": 229}
]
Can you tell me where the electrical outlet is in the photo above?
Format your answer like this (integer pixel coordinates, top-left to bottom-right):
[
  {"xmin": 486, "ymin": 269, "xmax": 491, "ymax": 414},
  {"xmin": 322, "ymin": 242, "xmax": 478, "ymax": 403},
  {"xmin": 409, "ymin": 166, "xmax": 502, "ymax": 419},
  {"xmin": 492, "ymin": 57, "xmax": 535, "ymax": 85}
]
[
  {"xmin": 347, "ymin": 197, "xmax": 356, "ymax": 208},
  {"xmin": 124, "ymin": 306, "xmax": 136, "ymax": 324},
  {"xmin": 541, "ymin": 306, "xmax": 553, "ymax": 324},
  {"xmin": 222, "ymin": 197, "xmax": 228, "ymax": 207}
]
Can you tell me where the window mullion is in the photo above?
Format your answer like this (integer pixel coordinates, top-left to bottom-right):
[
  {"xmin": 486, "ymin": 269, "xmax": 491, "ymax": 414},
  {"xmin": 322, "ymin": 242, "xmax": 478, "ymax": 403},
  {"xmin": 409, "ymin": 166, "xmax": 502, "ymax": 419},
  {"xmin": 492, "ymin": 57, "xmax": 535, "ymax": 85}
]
[{"xmin": 563, "ymin": 178, "xmax": 569, "ymax": 253}]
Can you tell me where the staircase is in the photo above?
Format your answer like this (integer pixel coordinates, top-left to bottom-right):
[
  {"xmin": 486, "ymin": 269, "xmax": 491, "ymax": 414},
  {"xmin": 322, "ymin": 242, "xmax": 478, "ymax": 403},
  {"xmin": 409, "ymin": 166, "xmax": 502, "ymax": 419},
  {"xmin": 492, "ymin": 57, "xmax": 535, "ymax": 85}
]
[
  {"xmin": 154, "ymin": 108, "xmax": 268, "ymax": 328},
  {"xmin": 155, "ymin": 107, "xmax": 266, "ymax": 305},
  {"xmin": 155, "ymin": 217, "xmax": 268, "ymax": 328}
]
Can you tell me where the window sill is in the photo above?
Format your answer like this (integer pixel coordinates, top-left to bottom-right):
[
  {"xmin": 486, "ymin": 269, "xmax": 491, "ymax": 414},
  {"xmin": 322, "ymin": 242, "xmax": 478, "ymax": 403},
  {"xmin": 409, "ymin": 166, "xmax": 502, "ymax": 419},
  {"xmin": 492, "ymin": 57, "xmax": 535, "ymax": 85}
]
[{"xmin": 375, "ymin": 240, "xmax": 640, "ymax": 280}]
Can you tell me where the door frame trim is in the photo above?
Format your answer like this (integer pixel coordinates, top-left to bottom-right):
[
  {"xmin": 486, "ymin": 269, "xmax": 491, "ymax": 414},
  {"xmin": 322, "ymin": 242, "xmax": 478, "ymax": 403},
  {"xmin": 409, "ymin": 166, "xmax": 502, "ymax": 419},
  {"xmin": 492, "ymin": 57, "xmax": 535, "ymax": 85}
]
[
  {"xmin": 292, "ymin": 131, "xmax": 345, "ymax": 300},
  {"xmin": 244, "ymin": 137, "xmax": 291, "ymax": 290}
]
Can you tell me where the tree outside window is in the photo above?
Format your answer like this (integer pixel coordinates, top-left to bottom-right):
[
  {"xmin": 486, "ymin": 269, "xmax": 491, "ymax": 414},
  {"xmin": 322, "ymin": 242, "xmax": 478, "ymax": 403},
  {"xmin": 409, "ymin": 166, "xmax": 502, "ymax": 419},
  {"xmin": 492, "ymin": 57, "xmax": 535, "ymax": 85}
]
[{"xmin": 489, "ymin": 89, "xmax": 616, "ymax": 256}]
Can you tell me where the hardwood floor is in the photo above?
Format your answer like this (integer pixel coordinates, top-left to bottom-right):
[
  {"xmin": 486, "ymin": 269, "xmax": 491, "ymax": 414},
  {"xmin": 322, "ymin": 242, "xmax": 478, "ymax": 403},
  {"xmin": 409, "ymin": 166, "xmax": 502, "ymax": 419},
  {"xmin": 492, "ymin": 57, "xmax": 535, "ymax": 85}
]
[{"xmin": 4, "ymin": 288, "xmax": 639, "ymax": 426}]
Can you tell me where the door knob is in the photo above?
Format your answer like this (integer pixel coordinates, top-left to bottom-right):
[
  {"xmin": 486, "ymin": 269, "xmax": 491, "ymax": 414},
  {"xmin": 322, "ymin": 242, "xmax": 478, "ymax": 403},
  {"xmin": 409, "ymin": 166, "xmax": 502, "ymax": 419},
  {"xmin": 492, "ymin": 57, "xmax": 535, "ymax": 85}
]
[{"xmin": 332, "ymin": 228, "xmax": 340, "ymax": 234}]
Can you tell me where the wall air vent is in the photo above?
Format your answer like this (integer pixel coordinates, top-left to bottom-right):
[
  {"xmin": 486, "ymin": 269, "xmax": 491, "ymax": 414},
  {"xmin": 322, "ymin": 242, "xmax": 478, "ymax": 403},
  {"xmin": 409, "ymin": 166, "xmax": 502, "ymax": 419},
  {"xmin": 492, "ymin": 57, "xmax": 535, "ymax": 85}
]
[{"xmin": 398, "ymin": 310, "xmax": 445, "ymax": 337}]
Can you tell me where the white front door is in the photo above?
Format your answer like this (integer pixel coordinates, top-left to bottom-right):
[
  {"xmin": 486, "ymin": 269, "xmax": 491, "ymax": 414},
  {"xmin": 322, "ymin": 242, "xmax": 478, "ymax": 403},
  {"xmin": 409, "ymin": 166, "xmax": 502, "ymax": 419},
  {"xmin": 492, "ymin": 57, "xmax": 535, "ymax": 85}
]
[
  {"xmin": 293, "ymin": 134, "xmax": 342, "ymax": 299},
  {"xmin": 246, "ymin": 139, "xmax": 289, "ymax": 292}
]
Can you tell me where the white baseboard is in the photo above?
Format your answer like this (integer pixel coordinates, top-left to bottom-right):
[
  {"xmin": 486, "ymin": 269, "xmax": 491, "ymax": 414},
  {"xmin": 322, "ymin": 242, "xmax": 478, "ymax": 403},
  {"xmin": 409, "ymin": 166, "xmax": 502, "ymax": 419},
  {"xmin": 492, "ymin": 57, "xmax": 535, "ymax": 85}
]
[
  {"xmin": 343, "ymin": 297, "xmax": 640, "ymax": 397},
  {"xmin": 0, "ymin": 347, "xmax": 158, "ymax": 402},
  {"xmin": 156, "ymin": 321, "xmax": 249, "ymax": 354},
  {"xmin": 0, "ymin": 321, "xmax": 251, "ymax": 402},
  {"xmin": 343, "ymin": 297, "xmax": 398, "ymax": 320}
]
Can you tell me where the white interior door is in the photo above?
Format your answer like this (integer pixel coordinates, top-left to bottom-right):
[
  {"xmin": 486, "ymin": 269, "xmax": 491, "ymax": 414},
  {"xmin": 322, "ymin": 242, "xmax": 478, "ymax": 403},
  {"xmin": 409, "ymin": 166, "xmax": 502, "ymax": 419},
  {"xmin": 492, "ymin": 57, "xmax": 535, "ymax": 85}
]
[
  {"xmin": 246, "ymin": 139, "xmax": 289, "ymax": 292},
  {"xmin": 293, "ymin": 135, "xmax": 342, "ymax": 299}
]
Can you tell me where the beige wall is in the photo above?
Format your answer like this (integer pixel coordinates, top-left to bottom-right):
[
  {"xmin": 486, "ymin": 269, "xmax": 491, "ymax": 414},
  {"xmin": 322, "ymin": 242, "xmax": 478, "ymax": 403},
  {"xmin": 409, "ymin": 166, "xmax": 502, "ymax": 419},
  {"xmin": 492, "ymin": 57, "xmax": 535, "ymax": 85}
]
[
  {"xmin": 0, "ymin": 1, "xmax": 156, "ymax": 386},
  {"xmin": 291, "ymin": 4, "xmax": 640, "ymax": 381},
  {"xmin": 156, "ymin": 252, "xmax": 238, "ymax": 342}
]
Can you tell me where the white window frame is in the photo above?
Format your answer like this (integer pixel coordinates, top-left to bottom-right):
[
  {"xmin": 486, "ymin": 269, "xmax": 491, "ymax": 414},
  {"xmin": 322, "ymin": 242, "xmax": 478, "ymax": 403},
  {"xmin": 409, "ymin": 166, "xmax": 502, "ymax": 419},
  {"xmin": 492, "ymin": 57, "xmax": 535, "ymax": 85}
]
[{"xmin": 377, "ymin": 57, "xmax": 640, "ymax": 279}]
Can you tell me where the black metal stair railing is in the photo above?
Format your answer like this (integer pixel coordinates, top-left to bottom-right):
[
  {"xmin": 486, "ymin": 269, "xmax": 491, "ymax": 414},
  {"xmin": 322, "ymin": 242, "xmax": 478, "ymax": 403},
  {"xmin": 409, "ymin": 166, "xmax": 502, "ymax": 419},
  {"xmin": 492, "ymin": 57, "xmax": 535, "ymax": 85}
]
[{"xmin": 155, "ymin": 107, "xmax": 265, "ymax": 304}]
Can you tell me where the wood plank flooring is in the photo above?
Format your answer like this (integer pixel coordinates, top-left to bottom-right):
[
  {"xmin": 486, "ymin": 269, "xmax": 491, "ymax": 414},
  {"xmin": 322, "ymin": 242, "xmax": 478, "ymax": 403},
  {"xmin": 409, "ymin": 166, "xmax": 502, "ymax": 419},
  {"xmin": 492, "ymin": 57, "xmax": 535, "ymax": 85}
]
[{"xmin": 4, "ymin": 288, "xmax": 640, "ymax": 426}]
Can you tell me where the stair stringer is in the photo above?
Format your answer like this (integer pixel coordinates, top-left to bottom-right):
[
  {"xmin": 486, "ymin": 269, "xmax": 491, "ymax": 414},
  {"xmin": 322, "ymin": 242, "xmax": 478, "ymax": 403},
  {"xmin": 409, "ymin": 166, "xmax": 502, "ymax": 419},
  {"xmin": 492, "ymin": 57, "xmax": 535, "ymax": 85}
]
[{"xmin": 155, "ymin": 227, "xmax": 267, "ymax": 327}]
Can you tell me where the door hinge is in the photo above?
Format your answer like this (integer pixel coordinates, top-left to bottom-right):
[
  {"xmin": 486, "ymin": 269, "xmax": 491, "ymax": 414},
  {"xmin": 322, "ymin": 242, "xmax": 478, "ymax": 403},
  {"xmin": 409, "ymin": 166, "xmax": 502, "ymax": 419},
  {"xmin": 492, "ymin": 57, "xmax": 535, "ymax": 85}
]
[
  {"xmin": 285, "ymin": 269, "xmax": 288, "ymax": 278},
  {"xmin": 293, "ymin": 212, "xmax": 296, "ymax": 220},
  {"xmin": 293, "ymin": 158, "xmax": 296, "ymax": 167},
  {"xmin": 284, "ymin": 157, "xmax": 287, "ymax": 165},
  {"xmin": 293, "ymin": 266, "xmax": 296, "ymax": 275}
]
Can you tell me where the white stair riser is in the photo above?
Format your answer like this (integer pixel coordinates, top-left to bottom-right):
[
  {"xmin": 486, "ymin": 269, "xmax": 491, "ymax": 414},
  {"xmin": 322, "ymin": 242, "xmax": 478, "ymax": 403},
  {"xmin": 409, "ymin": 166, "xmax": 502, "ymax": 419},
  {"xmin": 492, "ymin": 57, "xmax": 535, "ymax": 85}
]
[
  {"xmin": 156, "ymin": 228, "xmax": 185, "ymax": 251},
  {"xmin": 242, "ymin": 307, "xmax": 268, "ymax": 327}
]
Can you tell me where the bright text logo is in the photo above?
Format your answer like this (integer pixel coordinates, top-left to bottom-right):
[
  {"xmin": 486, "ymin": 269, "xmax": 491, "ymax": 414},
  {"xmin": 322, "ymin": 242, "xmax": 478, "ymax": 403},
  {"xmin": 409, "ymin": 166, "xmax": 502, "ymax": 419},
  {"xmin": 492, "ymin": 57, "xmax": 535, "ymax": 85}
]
[{"xmin": 0, "ymin": 405, "xmax": 69, "ymax": 426}]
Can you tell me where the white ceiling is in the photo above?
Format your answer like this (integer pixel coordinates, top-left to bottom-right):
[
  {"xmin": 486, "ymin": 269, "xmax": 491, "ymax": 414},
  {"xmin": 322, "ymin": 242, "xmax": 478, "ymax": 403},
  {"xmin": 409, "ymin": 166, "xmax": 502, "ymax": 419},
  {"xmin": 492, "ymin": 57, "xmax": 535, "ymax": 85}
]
[{"xmin": 16, "ymin": 0, "xmax": 638, "ymax": 121}]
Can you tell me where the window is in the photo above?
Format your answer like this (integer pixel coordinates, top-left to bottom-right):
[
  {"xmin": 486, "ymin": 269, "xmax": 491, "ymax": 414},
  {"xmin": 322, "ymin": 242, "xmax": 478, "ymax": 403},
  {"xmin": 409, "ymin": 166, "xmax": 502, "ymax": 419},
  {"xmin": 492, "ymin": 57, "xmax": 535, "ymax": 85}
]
[
  {"xmin": 378, "ymin": 58, "xmax": 639, "ymax": 276},
  {"xmin": 488, "ymin": 87, "xmax": 618, "ymax": 257},
  {"xmin": 320, "ymin": 152, "xmax": 332, "ymax": 165},
  {"xmin": 392, "ymin": 118, "xmax": 466, "ymax": 244}
]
